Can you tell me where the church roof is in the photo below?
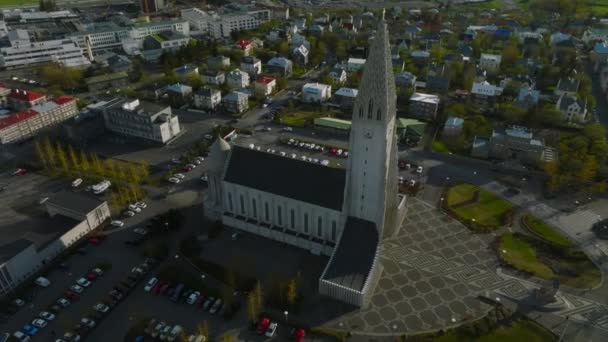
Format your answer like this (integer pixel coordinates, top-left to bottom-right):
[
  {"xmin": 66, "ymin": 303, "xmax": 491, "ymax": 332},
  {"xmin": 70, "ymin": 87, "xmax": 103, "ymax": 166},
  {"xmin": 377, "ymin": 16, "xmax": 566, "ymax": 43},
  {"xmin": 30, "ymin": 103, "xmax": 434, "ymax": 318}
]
[
  {"xmin": 224, "ymin": 146, "xmax": 346, "ymax": 210},
  {"xmin": 321, "ymin": 216, "xmax": 379, "ymax": 292}
]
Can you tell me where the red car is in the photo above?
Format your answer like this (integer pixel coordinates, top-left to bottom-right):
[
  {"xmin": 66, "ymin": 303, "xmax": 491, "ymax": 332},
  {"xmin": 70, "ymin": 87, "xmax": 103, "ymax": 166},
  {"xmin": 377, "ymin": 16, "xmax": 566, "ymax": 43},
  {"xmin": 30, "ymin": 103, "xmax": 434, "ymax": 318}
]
[
  {"xmin": 159, "ymin": 283, "xmax": 170, "ymax": 295},
  {"xmin": 256, "ymin": 317, "xmax": 270, "ymax": 334},
  {"xmin": 88, "ymin": 238, "xmax": 101, "ymax": 245},
  {"xmin": 86, "ymin": 272, "xmax": 98, "ymax": 281},
  {"xmin": 196, "ymin": 295, "xmax": 206, "ymax": 308},
  {"xmin": 151, "ymin": 281, "xmax": 163, "ymax": 294},
  {"xmin": 292, "ymin": 328, "xmax": 305, "ymax": 342},
  {"xmin": 183, "ymin": 166, "xmax": 193, "ymax": 172},
  {"xmin": 11, "ymin": 168, "xmax": 26, "ymax": 176},
  {"xmin": 65, "ymin": 291, "xmax": 80, "ymax": 301}
]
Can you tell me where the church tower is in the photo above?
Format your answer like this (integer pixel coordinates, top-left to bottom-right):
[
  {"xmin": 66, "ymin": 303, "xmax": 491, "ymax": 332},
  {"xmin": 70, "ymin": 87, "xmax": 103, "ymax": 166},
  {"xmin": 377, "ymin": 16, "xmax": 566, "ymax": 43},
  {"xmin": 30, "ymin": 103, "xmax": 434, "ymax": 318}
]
[
  {"xmin": 204, "ymin": 136, "xmax": 231, "ymax": 220},
  {"xmin": 344, "ymin": 17, "xmax": 399, "ymax": 239}
]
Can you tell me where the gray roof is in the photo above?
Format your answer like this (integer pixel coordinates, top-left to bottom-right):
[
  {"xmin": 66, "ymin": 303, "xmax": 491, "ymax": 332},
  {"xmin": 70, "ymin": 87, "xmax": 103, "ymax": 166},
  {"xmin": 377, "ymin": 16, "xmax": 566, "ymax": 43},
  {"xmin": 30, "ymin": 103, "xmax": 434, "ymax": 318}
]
[
  {"xmin": 556, "ymin": 78, "xmax": 580, "ymax": 93},
  {"xmin": 196, "ymin": 87, "xmax": 220, "ymax": 97},
  {"xmin": 517, "ymin": 88, "xmax": 540, "ymax": 104},
  {"xmin": 268, "ymin": 57, "xmax": 292, "ymax": 68},
  {"xmin": 0, "ymin": 239, "xmax": 32, "ymax": 263},
  {"xmin": 47, "ymin": 191, "xmax": 105, "ymax": 214},
  {"xmin": 321, "ymin": 217, "xmax": 379, "ymax": 292},
  {"xmin": 558, "ymin": 95, "xmax": 584, "ymax": 111},
  {"xmin": 224, "ymin": 146, "xmax": 346, "ymax": 210}
]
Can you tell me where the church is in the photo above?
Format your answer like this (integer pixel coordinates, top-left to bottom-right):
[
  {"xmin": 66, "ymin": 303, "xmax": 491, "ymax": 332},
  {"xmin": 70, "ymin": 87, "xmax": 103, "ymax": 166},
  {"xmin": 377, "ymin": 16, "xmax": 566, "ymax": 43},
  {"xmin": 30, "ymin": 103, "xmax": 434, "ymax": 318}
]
[{"xmin": 203, "ymin": 18, "xmax": 408, "ymax": 307}]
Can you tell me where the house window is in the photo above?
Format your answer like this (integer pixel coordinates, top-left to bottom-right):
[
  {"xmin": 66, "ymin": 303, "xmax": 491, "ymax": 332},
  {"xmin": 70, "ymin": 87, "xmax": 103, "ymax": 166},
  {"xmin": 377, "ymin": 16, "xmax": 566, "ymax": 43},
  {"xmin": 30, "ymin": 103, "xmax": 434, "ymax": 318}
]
[
  {"xmin": 332, "ymin": 221, "xmax": 337, "ymax": 241},
  {"xmin": 252, "ymin": 199, "xmax": 257, "ymax": 218},
  {"xmin": 290, "ymin": 209, "xmax": 295, "ymax": 229},
  {"xmin": 317, "ymin": 216, "xmax": 323, "ymax": 237},
  {"xmin": 304, "ymin": 213, "xmax": 308, "ymax": 233},
  {"xmin": 228, "ymin": 193, "xmax": 233, "ymax": 211},
  {"xmin": 277, "ymin": 206, "xmax": 282, "ymax": 225},
  {"xmin": 240, "ymin": 195, "xmax": 245, "ymax": 214},
  {"xmin": 265, "ymin": 202, "xmax": 269, "ymax": 221}
]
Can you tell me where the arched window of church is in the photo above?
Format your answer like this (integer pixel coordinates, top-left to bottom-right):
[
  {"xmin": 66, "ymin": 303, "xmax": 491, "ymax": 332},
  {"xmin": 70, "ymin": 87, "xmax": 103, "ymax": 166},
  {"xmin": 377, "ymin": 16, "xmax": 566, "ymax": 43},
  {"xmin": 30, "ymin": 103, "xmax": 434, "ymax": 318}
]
[
  {"xmin": 358, "ymin": 105, "xmax": 363, "ymax": 118},
  {"xmin": 304, "ymin": 213, "xmax": 309, "ymax": 233},
  {"xmin": 377, "ymin": 107, "xmax": 382, "ymax": 121},
  {"xmin": 252, "ymin": 199, "xmax": 257, "ymax": 218},
  {"xmin": 367, "ymin": 99, "xmax": 373, "ymax": 119},
  {"xmin": 290, "ymin": 209, "xmax": 295, "ymax": 229},
  {"xmin": 317, "ymin": 216, "xmax": 323, "ymax": 237},
  {"xmin": 228, "ymin": 193, "xmax": 233, "ymax": 212},
  {"xmin": 240, "ymin": 195, "xmax": 245, "ymax": 214}
]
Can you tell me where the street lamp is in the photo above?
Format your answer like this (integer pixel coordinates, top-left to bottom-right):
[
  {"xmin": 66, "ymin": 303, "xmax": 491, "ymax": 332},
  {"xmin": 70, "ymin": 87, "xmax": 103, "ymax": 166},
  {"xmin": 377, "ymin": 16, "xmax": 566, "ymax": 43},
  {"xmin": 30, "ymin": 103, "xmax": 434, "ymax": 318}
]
[
  {"xmin": 284, "ymin": 310, "xmax": 289, "ymax": 324},
  {"xmin": 451, "ymin": 317, "xmax": 456, "ymax": 323},
  {"xmin": 174, "ymin": 254, "xmax": 179, "ymax": 259}
]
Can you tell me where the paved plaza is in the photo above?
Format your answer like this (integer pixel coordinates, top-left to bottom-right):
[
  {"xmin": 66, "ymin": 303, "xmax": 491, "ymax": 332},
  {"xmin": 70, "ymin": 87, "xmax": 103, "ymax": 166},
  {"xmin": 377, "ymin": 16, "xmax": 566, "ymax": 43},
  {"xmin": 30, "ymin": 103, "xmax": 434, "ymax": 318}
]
[{"xmin": 322, "ymin": 198, "xmax": 608, "ymax": 337}]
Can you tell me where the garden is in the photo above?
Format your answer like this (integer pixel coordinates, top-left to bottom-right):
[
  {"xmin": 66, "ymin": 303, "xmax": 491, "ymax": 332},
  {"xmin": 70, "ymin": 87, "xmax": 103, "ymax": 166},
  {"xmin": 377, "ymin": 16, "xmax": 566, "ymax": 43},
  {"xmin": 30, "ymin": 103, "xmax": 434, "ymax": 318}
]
[{"xmin": 444, "ymin": 184, "xmax": 514, "ymax": 232}]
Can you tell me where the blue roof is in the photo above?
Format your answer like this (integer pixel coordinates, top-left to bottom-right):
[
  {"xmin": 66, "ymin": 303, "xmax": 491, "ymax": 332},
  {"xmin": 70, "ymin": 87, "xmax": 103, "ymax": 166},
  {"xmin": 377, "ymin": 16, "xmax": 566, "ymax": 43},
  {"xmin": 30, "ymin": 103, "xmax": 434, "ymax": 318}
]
[
  {"xmin": 174, "ymin": 65, "xmax": 197, "ymax": 75},
  {"xmin": 445, "ymin": 116, "xmax": 464, "ymax": 127},
  {"xmin": 494, "ymin": 28, "xmax": 511, "ymax": 39},
  {"xmin": 594, "ymin": 42, "xmax": 608, "ymax": 54}
]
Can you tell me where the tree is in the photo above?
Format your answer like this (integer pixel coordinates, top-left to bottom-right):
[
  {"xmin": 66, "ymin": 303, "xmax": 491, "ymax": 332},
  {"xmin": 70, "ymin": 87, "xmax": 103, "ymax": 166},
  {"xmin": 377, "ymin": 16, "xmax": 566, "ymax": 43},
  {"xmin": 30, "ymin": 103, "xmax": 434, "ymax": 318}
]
[
  {"xmin": 42, "ymin": 137, "xmax": 57, "ymax": 170},
  {"xmin": 90, "ymin": 153, "xmax": 104, "ymax": 176},
  {"xmin": 501, "ymin": 43, "xmax": 520, "ymax": 67},
  {"xmin": 35, "ymin": 140, "xmax": 49, "ymax": 170},
  {"xmin": 220, "ymin": 332, "xmax": 236, "ymax": 342},
  {"xmin": 67, "ymin": 144, "xmax": 80, "ymax": 172},
  {"xmin": 286, "ymin": 278, "xmax": 298, "ymax": 307},
  {"xmin": 105, "ymin": 160, "xmax": 118, "ymax": 179},
  {"xmin": 247, "ymin": 292, "xmax": 260, "ymax": 324},
  {"xmin": 79, "ymin": 150, "xmax": 90, "ymax": 174},
  {"xmin": 56, "ymin": 142, "xmax": 69, "ymax": 171},
  {"xmin": 197, "ymin": 321, "xmax": 209, "ymax": 341},
  {"xmin": 278, "ymin": 41, "xmax": 289, "ymax": 57}
]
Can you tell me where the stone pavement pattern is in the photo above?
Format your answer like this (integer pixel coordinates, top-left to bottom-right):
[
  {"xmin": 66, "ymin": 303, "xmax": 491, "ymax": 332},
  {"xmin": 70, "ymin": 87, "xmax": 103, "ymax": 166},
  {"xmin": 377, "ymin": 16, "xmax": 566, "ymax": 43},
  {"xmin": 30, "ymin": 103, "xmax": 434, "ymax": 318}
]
[{"xmin": 323, "ymin": 198, "xmax": 608, "ymax": 336}]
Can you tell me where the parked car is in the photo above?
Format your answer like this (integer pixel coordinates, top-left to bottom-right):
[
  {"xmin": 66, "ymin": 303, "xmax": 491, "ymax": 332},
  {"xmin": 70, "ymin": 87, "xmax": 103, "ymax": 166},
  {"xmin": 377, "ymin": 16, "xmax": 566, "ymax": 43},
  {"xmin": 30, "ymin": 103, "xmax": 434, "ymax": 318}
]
[
  {"xmin": 11, "ymin": 331, "xmax": 30, "ymax": 342},
  {"xmin": 72, "ymin": 178, "xmax": 83, "ymax": 188},
  {"xmin": 34, "ymin": 276, "xmax": 51, "ymax": 288},
  {"xmin": 64, "ymin": 291, "xmax": 80, "ymax": 301},
  {"xmin": 265, "ymin": 322, "xmax": 278, "ymax": 337},
  {"xmin": 291, "ymin": 328, "xmax": 306, "ymax": 342},
  {"xmin": 186, "ymin": 291, "xmax": 200, "ymax": 304},
  {"xmin": 123, "ymin": 210, "xmax": 136, "ymax": 217},
  {"xmin": 76, "ymin": 278, "xmax": 91, "ymax": 287},
  {"xmin": 93, "ymin": 303, "xmax": 109, "ymax": 313},
  {"xmin": 167, "ymin": 177, "xmax": 180, "ymax": 184},
  {"xmin": 111, "ymin": 220, "xmax": 124, "ymax": 227},
  {"xmin": 167, "ymin": 325, "xmax": 183, "ymax": 342},
  {"xmin": 136, "ymin": 201, "xmax": 147, "ymax": 209},
  {"xmin": 31, "ymin": 319, "xmax": 48, "ymax": 329},
  {"xmin": 416, "ymin": 165, "xmax": 423, "ymax": 174},
  {"xmin": 13, "ymin": 298, "xmax": 25, "ymax": 307},
  {"xmin": 91, "ymin": 268, "xmax": 103, "ymax": 276},
  {"xmin": 57, "ymin": 298, "xmax": 70, "ymax": 307},
  {"xmin": 70, "ymin": 285, "xmax": 84, "ymax": 294},
  {"xmin": 160, "ymin": 325, "xmax": 172, "ymax": 340},
  {"xmin": 22, "ymin": 325, "xmax": 39, "ymax": 336},
  {"xmin": 86, "ymin": 272, "xmax": 98, "ymax": 281},
  {"xmin": 144, "ymin": 277, "xmax": 158, "ymax": 292},
  {"xmin": 202, "ymin": 297, "xmax": 215, "ymax": 311},
  {"xmin": 170, "ymin": 284, "xmax": 185, "ymax": 302},
  {"xmin": 39, "ymin": 311, "xmax": 55, "ymax": 321},
  {"xmin": 151, "ymin": 321, "xmax": 166, "ymax": 338},
  {"xmin": 256, "ymin": 317, "xmax": 271, "ymax": 334},
  {"xmin": 209, "ymin": 298, "xmax": 223, "ymax": 314},
  {"xmin": 80, "ymin": 318, "xmax": 95, "ymax": 328}
]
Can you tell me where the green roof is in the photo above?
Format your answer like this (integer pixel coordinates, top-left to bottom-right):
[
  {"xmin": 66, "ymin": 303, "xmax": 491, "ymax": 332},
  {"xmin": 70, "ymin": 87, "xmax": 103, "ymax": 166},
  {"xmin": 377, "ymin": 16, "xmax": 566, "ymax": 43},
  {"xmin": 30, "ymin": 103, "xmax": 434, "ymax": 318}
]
[
  {"xmin": 314, "ymin": 117, "xmax": 352, "ymax": 130},
  {"xmin": 397, "ymin": 118, "xmax": 426, "ymax": 136}
]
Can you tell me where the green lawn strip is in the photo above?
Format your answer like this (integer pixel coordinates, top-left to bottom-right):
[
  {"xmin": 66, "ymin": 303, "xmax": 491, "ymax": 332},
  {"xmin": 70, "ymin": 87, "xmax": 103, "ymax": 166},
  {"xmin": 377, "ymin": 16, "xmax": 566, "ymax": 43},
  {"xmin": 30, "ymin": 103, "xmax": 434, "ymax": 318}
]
[
  {"xmin": 432, "ymin": 139, "xmax": 451, "ymax": 153},
  {"xmin": 435, "ymin": 319, "xmax": 555, "ymax": 342},
  {"xmin": 446, "ymin": 184, "xmax": 513, "ymax": 227},
  {"xmin": 499, "ymin": 233, "xmax": 554, "ymax": 279},
  {"xmin": 523, "ymin": 214, "xmax": 572, "ymax": 248},
  {"xmin": 0, "ymin": 0, "xmax": 36, "ymax": 6},
  {"xmin": 279, "ymin": 111, "xmax": 324, "ymax": 126}
]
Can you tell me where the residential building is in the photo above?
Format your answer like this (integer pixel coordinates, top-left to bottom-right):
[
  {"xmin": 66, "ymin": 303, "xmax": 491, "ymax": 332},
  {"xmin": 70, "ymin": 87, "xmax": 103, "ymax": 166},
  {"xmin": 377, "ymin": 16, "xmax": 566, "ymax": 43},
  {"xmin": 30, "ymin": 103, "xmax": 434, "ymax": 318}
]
[
  {"xmin": 137, "ymin": 82, "xmax": 167, "ymax": 100},
  {"xmin": 208, "ymin": 55, "xmax": 230, "ymax": 70},
  {"xmin": 442, "ymin": 116, "xmax": 464, "ymax": 139},
  {"xmin": 8, "ymin": 89, "xmax": 47, "ymax": 111},
  {"xmin": 582, "ymin": 27, "xmax": 608, "ymax": 44},
  {"xmin": 240, "ymin": 56, "xmax": 262, "ymax": 76},
  {"xmin": 292, "ymin": 44, "xmax": 309, "ymax": 66},
  {"xmin": 193, "ymin": 87, "xmax": 221, "ymax": 111},
  {"xmin": 396, "ymin": 118, "xmax": 427, "ymax": 143},
  {"xmin": 254, "ymin": 76, "xmax": 277, "ymax": 97},
  {"xmin": 102, "ymin": 98, "xmax": 181, "ymax": 144},
  {"xmin": 166, "ymin": 83, "xmax": 193, "ymax": 106},
  {"xmin": 556, "ymin": 95, "xmax": 587, "ymax": 122},
  {"xmin": 203, "ymin": 21, "xmax": 407, "ymax": 308},
  {"xmin": 0, "ymin": 192, "xmax": 110, "ymax": 296},
  {"xmin": 140, "ymin": 0, "xmax": 166, "ymax": 14},
  {"xmin": 267, "ymin": 57, "xmax": 293, "ymax": 76},
  {"xmin": 0, "ymin": 30, "xmax": 89, "ymax": 69},
  {"xmin": 395, "ymin": 72, "xmax": 417, "ymax": 88},
  {"xmin": 130, "ymin": 20, "xmax": 190, "ymax": 41},
  {"xmin": 346, "ymin": 58, "xmax": 366, "ymax": 72},
  {"xmin": 410, "ymin": 50, "xmax": 430, "ymax": 64},
  {"xmin": 479, "ymin": 53, "xmax": 502, "ymax": 72},
  {"xmin": 70, "ymin": 22, "xmax": 130, "ymax": 55},
  {"xmin": 302, "ymin": 83, "xmax": 332, "ymax": 103},
  {"xmin": 174, "ymin": 65, "xmax": 199, "ymax": 81},
  {"xmin": 409, "ymin": 93, "xmax": 440, "ymax": 119},
  {"xmin": 223, "ymin": 91, "xmax": 248, "ymax": 113},
  {"xmin": 236, "ymin": 39, "xmax": 254, "ymax": 56},
  {"xmin": 142, "ymin": 30, "xmax": 190, "ymax": 61},
  {"xmin": 426, "ymin": 64, "xmax": 451, "ymax": 94},
  {"xmin": 334, "ymin": 87, "xmax": 358, "ymax": 109},
  {"xmin": 554, "ymin": 77, "xmax": 580, "ymax": 97},
  {"xmin": 0, "ymin": 95, "xmax": 77, "ymax": 144},
  {"xmin": 85, "ymin": 72, "xmax": 129, "ymax": 92},
  {"xmin": 290, "ymin": 33, "xmax": 310, "ymax": 49},
  {"xmin": 181, "ymin": 7, "xmax": 271, "ymax": 39},
  {"xmin": 201, "ymin": 70, "xmax": 226, "ymax": 86},
  {"xmin": 226, "ymin": 69, "xmax": 250, "ymax": 89},
  {"xmin": 472, "ymin": 126, "xmax": 557, "ymax": 165},
  {"xmin": 105, "ymin": 54, "xmax": 133, "ymax": 72},
  {"xmin": 470, "ymin": 81, "xmax": 503, "ymax": 108},
  {"xmin": 516, "ymin": 88, "xmax": 540, "ymax": 109},
  {"xmin": 314, "ymin": 117, "xmax": 351, "ymax": 135},
  {"xmin": 329, "ymin": 67, "xmax": 347, "ymax": 85}
]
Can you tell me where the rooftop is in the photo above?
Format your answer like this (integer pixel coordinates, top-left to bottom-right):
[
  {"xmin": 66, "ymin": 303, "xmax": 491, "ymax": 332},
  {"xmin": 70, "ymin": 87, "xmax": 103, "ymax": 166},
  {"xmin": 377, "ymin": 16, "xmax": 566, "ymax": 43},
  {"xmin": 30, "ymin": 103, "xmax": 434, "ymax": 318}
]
[
  {"xmin": 0, "ymin": 109, "xmax": 38, "ymax": 130},
  {"xmin": 256, "ymin": 76, "xmax": 276, "ymax": 84},
  {"xmin": 8, "ymin": 89, "xmax": 44, "ymax": 102},
  {"xmin": 46, "ymin": 191, "xmax": 105, "ymax": 215},
  {"xmin": 314, "ymin": 117, "xmax": 352, "ymax": 130},
  {"xmin": 410, "ymin": 92, "xmax": 440, "ymax": 104}
]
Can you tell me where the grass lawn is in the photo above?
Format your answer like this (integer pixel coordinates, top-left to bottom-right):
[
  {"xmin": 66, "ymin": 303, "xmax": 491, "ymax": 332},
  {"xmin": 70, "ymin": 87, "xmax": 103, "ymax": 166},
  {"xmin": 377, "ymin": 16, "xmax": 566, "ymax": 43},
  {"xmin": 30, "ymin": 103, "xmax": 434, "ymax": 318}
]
[
  {"xmin": 437, "ymin": 320, "xmax": 555, "ymax": 342},
  {"xmin": 455, "ymin": 0, "xmax": 502, "ymax": 10},
  {"xmin": 0, "ymin": 0, "xmax": 36, "ymax": 6},
  {"xmin": 446, "ymin": 184, "xmax": 513, "ymax": 228},
  {"xmin": 432, "ymin": 139, "xmax": 451, "ymax": 153},
  {"xmin": 523, "ymin": 214, "xmax": 572, "ymax": 248},
  {"xmin": 499, "ymin": 233, "xmax": 554, "ymax": 279},
  {"xmin": 279, "ymin": 111, "xmax": 324, "ymax": 126}
]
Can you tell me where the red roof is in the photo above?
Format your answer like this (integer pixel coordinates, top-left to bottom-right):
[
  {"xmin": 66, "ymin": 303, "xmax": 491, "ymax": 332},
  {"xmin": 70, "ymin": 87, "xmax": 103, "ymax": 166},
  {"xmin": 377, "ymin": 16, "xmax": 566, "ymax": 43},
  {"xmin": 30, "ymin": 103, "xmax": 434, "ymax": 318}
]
[
  {"xmin": 256, "ymin": 76, "xmax": 276, "ymax": 84},
  {"xmin": 237, "ymin": 40, "xmax": 252, "ymax": 48},
  {"xmin": 0, "ymin": 109, "xmax": 38, "ymax": 130},
  {"xmin": 8, "ymin": 89, "xmax": 44, "ymax": 102},
  {"xmin": 53, "ymin": 96, "xmax": 75, "ymax": 105}
]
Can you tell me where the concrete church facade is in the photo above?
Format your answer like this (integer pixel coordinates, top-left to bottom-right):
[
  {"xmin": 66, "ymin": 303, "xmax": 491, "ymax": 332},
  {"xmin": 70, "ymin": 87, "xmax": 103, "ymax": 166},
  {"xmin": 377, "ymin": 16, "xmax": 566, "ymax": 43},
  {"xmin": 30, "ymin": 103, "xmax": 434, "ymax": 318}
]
[{"xmin": 204, "ymin": 18, "xmax": 407, "ymax": 307}]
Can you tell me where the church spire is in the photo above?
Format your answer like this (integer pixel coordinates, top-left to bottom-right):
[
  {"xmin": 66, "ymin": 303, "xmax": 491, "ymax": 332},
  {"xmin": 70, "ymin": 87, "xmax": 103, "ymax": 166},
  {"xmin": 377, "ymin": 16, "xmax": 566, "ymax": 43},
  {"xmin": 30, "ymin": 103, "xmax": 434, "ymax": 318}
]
[{"xmin": 352, "ymin": 19, "xmax": 396, "ymax": 123}]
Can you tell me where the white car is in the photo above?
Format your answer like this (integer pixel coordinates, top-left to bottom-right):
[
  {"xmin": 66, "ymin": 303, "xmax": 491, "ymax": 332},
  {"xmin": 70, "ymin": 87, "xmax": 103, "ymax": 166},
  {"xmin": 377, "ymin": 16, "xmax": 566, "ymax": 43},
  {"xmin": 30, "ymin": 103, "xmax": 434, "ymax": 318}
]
[
  {"xmin": 111, "ymin": 220, "xmax": 124, "ymax": 228},
  {"xmin": 133, "ymin": 227, "xmax": 148, "ymax": 235},
  {"xmin": 93, "ymin": 303, "xmax": 109, "ymax": 313},
  {"xmin": 171, "ymin": 157, "xmax": 181, "ymax": 164},
  {"xmin": 168, "ymin": 177, "xmax": 180, "ymax": 184},
  {"xmin": 70, "ymin": 284, "xmax": 84, "ymax": 294},
  {"xmin": 124, "ymin": 210, "xmax": 136, "ymax": 217},
  {"xmin": 12, "ymin": 331, "xmax": 30, "ymax": 342},
  {"xmin": 265, "ymin": 322, "xmax": 278, "ymax": 337},
  {"xmin": 174, "ymin": 173, "xmax": 186, "ymax": 179},
  {"xmin": 81, "ymin": 318, "xmax": 95, "ymax": 328},
  {"xmin": 193, "ymin": 159, "xmax": 201, "ymax": 165},
  {"xmin": 204, "ymin": 134, "xmax": 213, "ymax": 140},
  {"xmin": 282, "ymin": 127, "xmax": 293, "ymax": 132},
  {"xmin": 144, "ymin": 277, "xmax": 158, "ymax": 292},
  {"xmin": 416, "ymin": 166, "xmax": 423, "ymax": 174},
  {"xmin": 31, "ymin": 318, "xmax": 48, "ymax": 329},
  {"xmin": 57, "ymin": 298, "xmax": 70, "ymax": 307},
  {"xmin": 409, "ymin": 179, "xmax": 416, "ymax": 186},
  {"xmin": 128, "ymin": 204, "xmax": 139, "ymax": 211},
  {"xmin": 34, "ymin": 276, "xmax": 51, "ymax": 287},
  {"xmin": 200, "ymin": 175, "xmax": 208, "ymax": 182},
  {"xmin": 186, "ymin": 291, "xmax": 200, "ymax": 304},
  {"xmin": 39, "ymin": 311, "xmax": 55, "ymax": 321},
  {"xmin": 92, "ymin": 268, "xmax": 103, "ymax": 276},
  {"xmin": 76, "ymin": 278, "xmax": 91, "ymax": 287},
  {"xmin": 186, "ymin": 163, "xmax": 197, "ymax": 169},
  {"xmin": 71, "ymin": 178, "xmax": 83, "ymax": 188},
  {"xmin": 135, "ymin": 201, "xmax": 147, "ymax": 209},
  {"xmin": 131, "ymin": 207, "xmax": 142, "ymax": 213}
]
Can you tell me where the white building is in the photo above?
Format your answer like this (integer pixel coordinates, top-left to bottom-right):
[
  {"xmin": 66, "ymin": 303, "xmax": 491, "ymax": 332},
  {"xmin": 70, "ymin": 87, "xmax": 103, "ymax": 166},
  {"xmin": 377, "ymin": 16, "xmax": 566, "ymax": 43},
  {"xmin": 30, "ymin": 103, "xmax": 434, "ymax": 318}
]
[
  {"xmin": 181, "ymin": 7, "xmax": 271, "ymax": 39},
  {"xmin": 226, "ymin": 69, "xmax": 250, "ymax": 89},
  {"xmin": 0, "ymin": 30, "xmax": 89, "ymax": 69},
  {"xmin": 240, "ymin": 56, "xmax": 262, "ymax": 76},
  {"xmin": 70, "ymin": 22, "xmax": 131, "ymax": 57},
  {"xmin": 479, "ymin": 53, "xmax": 502, "ymax": 72},
  {"xmin": 302, "ymin": 83, "xmax": 332, "ymax": 103},
  {"xmin": 130, "ymin": 20, "xmax": 190, "ymax": 41},
  {"xmin": 102, "ymin": 98, "xmax": 181, "ymax": 144},
  {"xmin": 556, "ymin": 95, "xmax": 587, "ymax": 122},
  {"xmin": 347, "ymin": 57, "xmax": 366, "ymax": 72},
  {"xmin": 194, "ymin": 87, "xmax": 221, "ymax": 110},
  {"xmin": 203, "ymin": 19, "xmax": 407, "ymax": 308},
  {"xmin": 0, "ymin": 192, "xmax": 110, "ymax": 296}
]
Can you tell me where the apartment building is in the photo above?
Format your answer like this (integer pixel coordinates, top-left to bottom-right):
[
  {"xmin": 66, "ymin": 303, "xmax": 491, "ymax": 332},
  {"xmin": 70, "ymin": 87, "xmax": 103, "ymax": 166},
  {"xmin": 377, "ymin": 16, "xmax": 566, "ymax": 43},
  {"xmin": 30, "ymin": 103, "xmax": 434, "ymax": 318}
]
[
  {"xmin": 409, "ymin": 93, "xmax": 440, "ymax": 119},
  {"xmin": 102, "ymin": 98, "xmax": 181, "ymax": 144},
  {"xmin": 181, "ymin": 7, "xmax": 271, "ymax": 39}
]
